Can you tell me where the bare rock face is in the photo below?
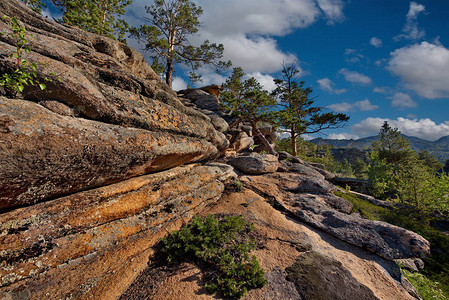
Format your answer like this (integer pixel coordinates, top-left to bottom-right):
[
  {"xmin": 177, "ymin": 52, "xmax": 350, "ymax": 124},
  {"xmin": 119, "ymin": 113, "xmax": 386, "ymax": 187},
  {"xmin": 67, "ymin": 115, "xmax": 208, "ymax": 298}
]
[
  {"xmin": 285, "ymin": 251, "xmax": 378, "ymax": 300},
  {"xmin": 0, "ymin": 164, "xmax": 227, "ymax": 299},
  {"xmin": 242, "ymin": 172, "xmax": 430, "ymax": 260},
  {"xmin": 0, "ymin": 1, "xmax": 227, "ymax": 210},
  {"xmin": 228, "ymin": 153, "xmax": 279, "ymax": 175}
]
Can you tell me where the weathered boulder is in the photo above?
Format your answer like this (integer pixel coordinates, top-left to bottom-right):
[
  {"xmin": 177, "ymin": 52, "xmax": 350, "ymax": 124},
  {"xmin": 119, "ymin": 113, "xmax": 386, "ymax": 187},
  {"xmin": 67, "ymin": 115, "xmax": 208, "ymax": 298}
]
[
  {"xmin": 228, "ymin": 153, "xmax": 279, "ymax": 175},
  {"xmin": 289, "ymin": 195, "xmax": 430, "ymax": 260},
  {"xmin": 278, "ymin": 160, "xmax": 325, "ymax": 180},
  {"xmin": 178, "ymin": 89, "xmax": 221, "ymax": 112},
  {"xmin": 0, "ymin": 164, "xmax": 227, "ymax": 299},
  {"xmin": 230, "ymin": 131, "xmax": 254, "ymax": 152},
  {"xmin": 0, "ymin": 1, "xmax": 228, "ymax": 210},
  {"xmin": 242, "ymin": 173, "xmax": 430, "ymax": 260},
  {"xmin": 0, "ymin": 99, "xmax": 219, "ymax": 210},
  {"xmin": 285, "ymin": 251, "xmax": 378, "ymax": 300}
]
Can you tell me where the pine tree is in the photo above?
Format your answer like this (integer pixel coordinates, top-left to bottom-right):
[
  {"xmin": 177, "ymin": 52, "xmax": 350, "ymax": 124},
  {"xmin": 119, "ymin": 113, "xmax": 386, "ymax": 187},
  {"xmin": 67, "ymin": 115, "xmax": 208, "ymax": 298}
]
[
  {"xmin": 221, "ymin": 68, "xmax": 277, "ymax": 155},
  {"xmin": 26, "ymin": 0, "xmax": 132, "ymax": 42},
  {"xmin": 418, "ymin": 150, "xmax": 443, "ymax": 173},
  {"xmin": 130, "ymin": 0, "xmax": 230, "ymax": 87},
  {"xmin": 62, "ymin": 0, "xmax": 131, "ymax": 42},
  {"xmin": 21, "ymin": 0, "xmax": 46, "ymax": 13},
  {"xmin": 272, "ymin": 63, "xmax": 349, "ymax": 156}
]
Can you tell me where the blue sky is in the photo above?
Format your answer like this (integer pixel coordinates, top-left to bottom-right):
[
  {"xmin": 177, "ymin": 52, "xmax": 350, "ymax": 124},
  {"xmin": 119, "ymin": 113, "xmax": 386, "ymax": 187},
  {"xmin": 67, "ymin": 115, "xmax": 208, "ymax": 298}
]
[{"xmin": 40, "ymin": 0, "xmax": 449, "ymax": 141}]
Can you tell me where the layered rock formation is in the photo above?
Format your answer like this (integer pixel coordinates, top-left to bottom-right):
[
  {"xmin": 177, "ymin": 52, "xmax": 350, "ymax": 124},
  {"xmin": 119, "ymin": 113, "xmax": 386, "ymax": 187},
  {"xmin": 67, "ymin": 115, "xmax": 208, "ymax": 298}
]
[
  {"xmin": 0, "ymin": 1, "xmax": 432, "ymax": 299},
  {"xmin": 0, "ymin": 0, "xmax": 227, "ymax": 211}
]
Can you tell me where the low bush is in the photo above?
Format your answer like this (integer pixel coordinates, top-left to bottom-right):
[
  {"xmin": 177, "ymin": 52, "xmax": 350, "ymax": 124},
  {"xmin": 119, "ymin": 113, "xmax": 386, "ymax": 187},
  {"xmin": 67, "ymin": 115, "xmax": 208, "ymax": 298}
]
[{"xmin": 160, "ymin": 214, "xmax": 267, "ymax": 298}]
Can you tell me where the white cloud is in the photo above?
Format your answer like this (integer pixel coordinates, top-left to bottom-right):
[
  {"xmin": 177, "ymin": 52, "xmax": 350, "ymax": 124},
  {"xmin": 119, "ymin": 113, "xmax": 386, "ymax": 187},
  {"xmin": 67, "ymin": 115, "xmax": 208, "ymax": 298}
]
[
  {"xmin": 214, "ymin": 35, "xmax": 297, "ymax": 73},
  {"xmin": 317, "ymin": 0, "xmax": 345, "ymax": 24},
  {"xmin": 352, "ymin": 117, "xmax": 449, "ymax": 141},
  {"xmin": 370, "ymin": 37, "xmax": 383, "ymax": 48},
  {"xmin": 373, "ymin": 86, "xmax": 391, "ymax": 94},
  {"xmin": 339, "ymin": 68, "xmax": 373, "ymax": 85},
  {"xmin": 327, "ymin": 99, "xmax": 378, "ymax": 112},
  {"xmin": 127, "ymin": 0, "xmax": 346, "ymax": 79},
  {"xmin": 395, "ymin": 1, "xmax": 426, "ymax": 41},
  {"xmin": 172, "ymin": 77, "xmax": 188, "ymax": 91},
  {"xmin": 344, "ymin": 48, "xmax": 364, "ymax": 63},
  {"xmin": 317, "ymin": 78, "xmax": 346, "ymax": 94},
  {"xmin": 388, "ymin": 92, "xmax": 417, "ymax": 108},
  {"xmin": 327, "ymin": 102, "xmax": 353, "ymax": 112},
  {"xmin": 248, "ymin": 72, "xmax": 277, "ymax": 91},
  {"xmin": 194, "ymin": 72, "xmax": 227, "ymax": 88},
  {"xmin": 328, "ymin": 133, "xmax": 360, "ymax": 140},
  {"xmin": 388, "ymin": 42, "xmax": 449, "ymax": 99},
  {"xmin": 354, "ymin": 99, "xmax": 379, "ymax": 111}
]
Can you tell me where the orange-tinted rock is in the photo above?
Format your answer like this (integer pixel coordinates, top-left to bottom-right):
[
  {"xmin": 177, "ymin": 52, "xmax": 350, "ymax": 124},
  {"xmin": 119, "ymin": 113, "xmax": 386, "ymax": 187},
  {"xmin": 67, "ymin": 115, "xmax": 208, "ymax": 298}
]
[
  {"xmin": 0, "ymin": 1, "xmax": 229, "ymax": 210},
  {"xmin": 0, "ymin": 99, "xmax": 218, "ymax": 210},
  {"xmin": 0, "ymin": 164, "xmax": 227, "ymax": 299}
]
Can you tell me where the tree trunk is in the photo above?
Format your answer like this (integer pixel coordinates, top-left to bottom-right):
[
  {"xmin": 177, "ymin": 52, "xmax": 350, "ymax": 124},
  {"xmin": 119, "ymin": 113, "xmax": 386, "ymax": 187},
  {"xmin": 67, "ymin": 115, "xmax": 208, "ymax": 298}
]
[
  {"xmin": 166, "ymin": 59, "xmax": 173, "ymax": 88},
  {"xmin": 291, "ymin": 130, "xmax": 297, "ymax": 156},
  {"xmin": 250, "ymin": 120, "xmax": 277, "ymax": 156}
]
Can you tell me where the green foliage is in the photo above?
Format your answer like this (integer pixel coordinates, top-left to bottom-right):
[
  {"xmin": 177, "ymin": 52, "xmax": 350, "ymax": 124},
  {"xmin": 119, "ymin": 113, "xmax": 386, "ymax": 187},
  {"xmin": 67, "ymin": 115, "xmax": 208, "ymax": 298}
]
[
  {"xmin": 21, "ymin": 0, "xmax": 46, "ymax": 13},
  {"xmin": 130, "ymin": 0, "xmax": 230, "ymax": 86},
  {"xmin": 368, "ymin": 122, "xmax": 449, "ymax": 214},
  {"xmin": 371, "ymin": 121, "xmax": 415, "ymax": 165},
  {"xmin": 334, "ymin": 190, "xmax": 386, "ymax": 220},
  {"xmin": 62, "ymin": 0, "xmax": 132, "ymax": 42},
  {"xmin": 402, "ymin": 270, "xmax": 447, "ymax": 300},
  {"xmin": 160, "ymin": 215, "xmax": 267, "ymax": 298},
  {"xmin": 221, "ymin": 67, "xmax": 277, "ymax": 154},
  {"xmin": 336, "ymin": 189, "xmax": 449, "ymax": 299},
  {"xmin": 0, "ymin": 16, "xmax": 53, "ymax": 97},
  {"xmin": 419, "ymin": 150, "xmax": 444, "ymax": 173},
  {"xmin": 353, "ymin": 158, "xmax": 369, "ymax": 179},
  {"xmin": 272, "ymin": 63, "xmax": 349, "ymax": 156},
  {"xmin": 232, "ymin": 179, "xmax": 245, "ymax": 192}
]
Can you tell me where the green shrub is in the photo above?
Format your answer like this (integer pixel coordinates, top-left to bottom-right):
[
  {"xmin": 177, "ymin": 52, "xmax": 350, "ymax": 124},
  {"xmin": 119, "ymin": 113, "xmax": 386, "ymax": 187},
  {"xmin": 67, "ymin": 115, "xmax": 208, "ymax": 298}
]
[
  {"xmin": 160, "ymin": 214, "xmax": 267, "ymax": 298},
  {"xmin": 335, "ymin": 189, "xmax": 449, "ymax": 298},
  {"xmin": 232, "ymin": 179, "xmax": 245, "ymax": 192},
  {"xmin": 0, "ymin": 16, "xmax": 55, "ymax": 97},
  {"xmin": 402, "ymin": 269, "xmax": 447, "ymax": 300}
]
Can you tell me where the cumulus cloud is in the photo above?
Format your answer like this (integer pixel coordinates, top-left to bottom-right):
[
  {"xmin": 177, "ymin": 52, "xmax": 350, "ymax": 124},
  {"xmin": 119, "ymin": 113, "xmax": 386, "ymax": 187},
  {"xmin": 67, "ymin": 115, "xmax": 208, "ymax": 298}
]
[
  {"xmin": 388, "ymin": 42, "xmax": 449, "ymax": 99},
  {"xmin": 388, "ymin": 92, "xmax": 417, "ymax": 108},
  {"xmin": 127, "ymin": 0, "xmax": 346, "ymax": 81},
  {"xmin": 370, "ymin": 37, "xmax": 383, "ymax": 48},
  {"xmin": 327, "ymin": 99, "xmax": 378, "ymax": 112},
  {"xmin": 339, "ymin": 68, "xmax": 373, "ymax": 85},
  {"xmin": 327, "ymin": 102, "xmax": 353, "ymax": 112},
  {"xmin": 352, "ymin": 117, "xmax": 449, "ymax": 141},
  {"xmin": 172, "ymin": 77, "xmax": 188, "ymax": 91},
  {"xmin": 317, "ymin": 0, "xmax": 345, "ymax": 24},
  {"xmin": 317, "ymin": 78, "xmax": 346, "ymax": 94},
  {"xmin": 213, "ymin": 35, "xmax": 297, "ymax": 73},
  {"xmin": 373, "ymin": 86, "xmax": 392, "ymax": 94},
  {"xmin": 328, "ymin": 133, "xmax": 360, "ymax": 140},
  {"xmin": 249, "ymin": 72, "xmax": 277, "ymax": 91},
  {"xmin": 355, "ymin": 99, "xmax": 379, "ymax": 111},
  {"xmin": 395, "ymin": 1, "xmax": 426, "ymax": 41},
  {"xmin": 344, "ymin": 48, "xmax": 364, "ymax": 63}
]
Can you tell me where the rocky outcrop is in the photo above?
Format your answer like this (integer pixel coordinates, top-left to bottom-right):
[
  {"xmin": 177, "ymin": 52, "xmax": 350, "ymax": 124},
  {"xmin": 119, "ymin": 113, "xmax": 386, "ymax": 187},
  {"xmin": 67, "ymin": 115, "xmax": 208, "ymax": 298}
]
[
  {"xmin": 127, "ymin": 188, "xmax": 417, "ymax": 300},
  {"xmin": 285, "ymin": 251, "xmax": 378, "ymax": 300},
  {"xmin": 242, "ymin": 172, "xmax": 430, "ymax": 260},
  {"xmin": 0, "ymin": 0, "xmax": 227, "ymax": 210},
  {"xmin": 0, "ymin": 164, "xmax": 230, "ymax": 299},
  {"xmin": 0, "ymin": 98, "xmax": 218, "ymax": 210},
  {"xmin": 228, "ymin": 153, "xmax": 279, "ymax": 175}
]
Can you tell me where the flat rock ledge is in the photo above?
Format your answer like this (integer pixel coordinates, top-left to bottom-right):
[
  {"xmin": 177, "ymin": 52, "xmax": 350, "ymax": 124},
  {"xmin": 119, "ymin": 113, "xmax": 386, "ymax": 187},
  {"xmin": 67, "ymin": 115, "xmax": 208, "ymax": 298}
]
[
  {"xmin": 0, "ymin": 164, "xmax": 230, "ymax": 299},
  {"xmin": 242, "ymin": 172, "xmax": 430, "ymax": 260}
]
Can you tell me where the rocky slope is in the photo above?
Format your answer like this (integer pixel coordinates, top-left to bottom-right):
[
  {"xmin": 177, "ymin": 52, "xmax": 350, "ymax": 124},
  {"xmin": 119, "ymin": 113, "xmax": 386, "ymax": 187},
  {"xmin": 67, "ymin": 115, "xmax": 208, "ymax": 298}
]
[{"xmin": 0, "ymin": 1, "xmax": 431, "ymax": 299}]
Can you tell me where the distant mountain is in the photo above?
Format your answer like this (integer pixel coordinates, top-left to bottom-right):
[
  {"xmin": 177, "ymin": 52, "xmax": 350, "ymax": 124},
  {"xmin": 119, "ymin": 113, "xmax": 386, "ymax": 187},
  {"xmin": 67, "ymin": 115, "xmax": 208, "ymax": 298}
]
[{"xmin": 311, "ymin": 135, "xmax": 449, "ymax": 162}]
